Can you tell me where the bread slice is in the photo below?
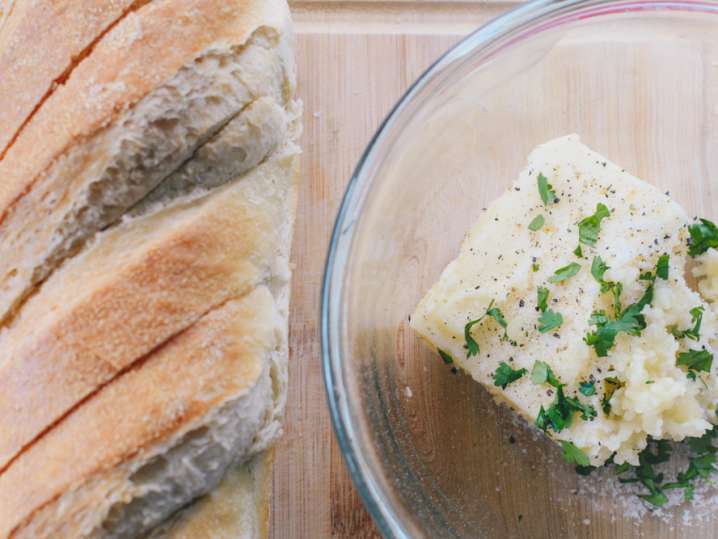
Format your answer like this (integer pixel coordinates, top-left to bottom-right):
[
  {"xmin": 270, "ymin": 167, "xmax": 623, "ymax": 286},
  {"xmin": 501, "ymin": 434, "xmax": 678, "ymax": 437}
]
[
  {"xmin": 144, "ymin": 449, "xmax": 275, "ymax": 539},
  {"xmin": 0, "ymin": 0, "xmax": 146, "ymax": 156},
  {"xmin": 0, "ymin": 0, "xmax": 296, "ymax": 326},
  {"xmin": 0, "ymin": 285, "xmax": 287, "ymax": 539},
  {"xmin": 0, "ymin": 153, "xmax": 298, "ymax": 473}
]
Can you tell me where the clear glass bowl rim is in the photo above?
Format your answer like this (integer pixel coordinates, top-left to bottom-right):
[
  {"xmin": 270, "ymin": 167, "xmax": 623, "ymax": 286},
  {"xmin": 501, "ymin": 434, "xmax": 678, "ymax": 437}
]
[{"xmin": 320, "ymin": 0, "xmax": 718, "ymax": 537}]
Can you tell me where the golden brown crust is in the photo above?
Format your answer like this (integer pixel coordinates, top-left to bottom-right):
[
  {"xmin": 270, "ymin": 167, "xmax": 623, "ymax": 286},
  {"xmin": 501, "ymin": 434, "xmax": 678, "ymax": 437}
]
[
  {"xmin": 0, "ymin": 0, "xmax": 290, "ymax": 222},
  {"xmin": 0, "ymin": 156, "xmax": 295, "ymax": 472},
  {"xmin": 0, "ymin": 0, "xmax": 145, "ymax": 158},
  {"xmin": 0, "ymin": 287, "xmax": 277, "ymax": 538}
]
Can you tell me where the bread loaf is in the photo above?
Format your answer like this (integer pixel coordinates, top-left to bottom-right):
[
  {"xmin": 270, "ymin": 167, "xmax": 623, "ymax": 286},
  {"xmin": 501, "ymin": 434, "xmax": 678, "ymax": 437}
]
[
  {"xmin": 0, "ymin": 0, "xmax": 296, "ymax": 326},
  {"xmin": 0, "ymin": 0, "xmax": 299, "ymax": 537},
  {"xmin": 0, "ymin": 0, "xmax": 147, "ymax": 156},
  {"xmin": 0, "ymin": 155, "xmax": 297, "ymax": 472},
  {"xmin": 0, "ymin": 287, "xmax": 286, "ymax": 538}
]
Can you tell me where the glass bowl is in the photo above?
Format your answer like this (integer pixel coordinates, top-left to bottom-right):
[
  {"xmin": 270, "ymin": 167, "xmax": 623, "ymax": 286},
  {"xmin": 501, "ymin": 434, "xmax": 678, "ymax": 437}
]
[{"xmin": 321, "ymin": 1, "xmax": 718, "ymax": 537}]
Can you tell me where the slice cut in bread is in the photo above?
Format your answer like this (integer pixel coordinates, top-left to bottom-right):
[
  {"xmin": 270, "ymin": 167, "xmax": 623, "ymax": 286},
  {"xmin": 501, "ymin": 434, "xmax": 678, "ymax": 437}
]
[
  {"xmin": 0, "ymin": 0, "xmax": 296, "ymax": 326},
  {"xmin": 0, "ymin": 0, "xmax": 146, "ymax": 156},
  {"xmin": 0, "ymin": 286, "xmax": 286, "ymax": 539},
  {"xmin": 0, "ymin": 153, "xmax": 298, "ymax": 473},
  {"xmin": 131, "ymin": 96, "xmax": 297, "ymax": 217}
]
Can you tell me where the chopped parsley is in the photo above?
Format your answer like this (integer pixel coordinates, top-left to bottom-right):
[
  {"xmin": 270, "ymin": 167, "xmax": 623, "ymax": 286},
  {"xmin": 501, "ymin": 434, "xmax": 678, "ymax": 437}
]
[
  {"xmin": 538, "ymin": 309, "xmax": 563, "ymax": 333},
  {"xmin": 614, "ymin": 462, "xmax": 631, "ymax": 475},
  {"xmin": 688, "ymin": 218, "xmax": 718, "ymax": 257},
  {"xmin": 656, "ymin": 253, "xmax": 670, "ymax": 280},
  {"xmin": 533, "ymin": 362, "xmax": 596, "ymax": 432},
  {"xmin": 537, "ymin": 173, "xmax": 557, "ymax": 206},
  {"xmin": 677, "ymin": 348, "xmax": 713, "ymax": 378},
  {"xmin": 578, "ymin": 203, "xmax": 610, "ymax": 247},
  {"xmin": 561, "ymin": 441, "xmax": 590, "ymax": 467},
  {"xmin": 590, "ymin": 255, "xmax": 609, "ymax": 283},
  {"xmin": 464, "ymin": 300, "xmax": 511, "ymax": 357},
  {"xmin": 548, "ymin": 262, "xmax": 581, "ymax": 284},
  {"xmin": 625, "ymin": 431, "xmax": 718, "ymax": 506},
  {"xmin": 664, "ymin": 453, "xmax": 715, "ymax": 502},
  {"xmin": 493, "ymin": 362, "xmax": 527, "ymax": 389},
  {"xmin": 537, "ymin": 286, "xmax": 549, "ymax": 313},
  {"xmin": 585, "ymin": 258, "xmax": 660, "ymax": 357},
  {"xmin": 687, "ymin": 430, "xmax": 718, "ymax": 455},
  {"xmin": 464, "ymin": 319, "xmax": 481, "ymax": 357},
  {"xmin": 670, "ymin": 306, "xmax": 705, "ymax": 341},
  {"xmin": 570, "ymin": 396, "xmax": 598, "ymax": 421},
  {"xmin": 531, "ymin": 360, "xmax": 561, "ymax": 387},
  {"xmin": 575, "ymin": 464, "xmax": 594, "ymax": 476},
  {"xmin": 618, "ymin": 440, "xmax": 672, "ymax": 507},
  {"xmin": 528, "ymin": 214, "xmax": 545, "ymax": 231},
  {"xmin": 585, "ymin": 307, "xmax": 645, "ymax": 357},
  {"xmin": 590, "ymin": 255, "xmax": 623, "ymax": 317},
  {"xmin": 486, "ymin": 304, "xmax": 510, "ymax": 340},
  {"xmin": 663, "ymin": 433, "xmax": 717, "ymax": 502},
  {"xmin": 640, "ymin": 270, "xmax": 655, "ymax": 281},
  {"xmin": 608, "ymin": 283, "xmax": 624, "ymax": 318},
  {"xmin": 579, "ymin": 381, "xmax": 596, "ymax": 396},
  {"xmin": 601, "ymin": 376, "xmax": 624, "ymax": 415},
  {"xmin": 438, "ymin": 349, "xmax": 454, "ymax": 364},
  {"xmin": 573, "ymin": 245, "xmax": 583, "ymax": 258}
]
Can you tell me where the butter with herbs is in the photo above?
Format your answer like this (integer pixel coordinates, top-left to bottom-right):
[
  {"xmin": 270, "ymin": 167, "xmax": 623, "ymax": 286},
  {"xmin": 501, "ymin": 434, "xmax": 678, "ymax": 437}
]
[{"xmin": 412, "ymin": 135, "xmax": 718, "ymax": 466}]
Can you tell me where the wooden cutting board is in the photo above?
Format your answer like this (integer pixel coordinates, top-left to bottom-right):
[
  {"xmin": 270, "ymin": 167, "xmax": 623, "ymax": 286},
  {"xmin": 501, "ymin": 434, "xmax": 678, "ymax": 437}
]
[{"xmin": 273, "ymin": 2, "xmax": 518, "ymax": 537}]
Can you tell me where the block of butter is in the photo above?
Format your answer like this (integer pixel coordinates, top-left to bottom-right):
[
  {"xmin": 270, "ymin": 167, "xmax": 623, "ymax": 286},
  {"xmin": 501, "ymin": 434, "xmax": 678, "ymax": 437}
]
[{"xmin": 411, "ymin": 135, "xmax": 718, "ymax": 466}]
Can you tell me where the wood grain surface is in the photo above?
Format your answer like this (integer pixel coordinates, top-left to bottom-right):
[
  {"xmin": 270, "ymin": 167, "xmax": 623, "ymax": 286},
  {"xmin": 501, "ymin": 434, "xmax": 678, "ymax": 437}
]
[{"xmin": 273, "ymin": 2, "xmax": 514, "ymax": 537}]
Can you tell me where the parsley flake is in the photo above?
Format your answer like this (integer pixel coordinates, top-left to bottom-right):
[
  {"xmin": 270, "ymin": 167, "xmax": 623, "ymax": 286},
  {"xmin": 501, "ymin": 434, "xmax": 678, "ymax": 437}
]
[
  {"xmin": 578, "ymin": 203, "xmax": 610, "ymax": 247},
  {"xmin": 538, "ymin": 309, "xmax": 563, "ymax": 333},
  {"xmin": 528, "ymin": 214, "xmax": 545, "ymax": 231},
  {"xmin": 670, "ymin": 306, "xmax": 705, "ymax": 341},
  {"xmin": 486, "ymin": 305, "xmax": 509, "ymax": 339},
  {"xmin": 656, "ymin": 254, "xmax": 670, "ymax": 280},
  {"xmin": 688, "ymin": 218, "xmax": 718, "ymax": 257},
  {"xmin": 579, "ymin": 381, "xmax": 596, "ymax": 396},
  {"xmin": 561, "ymin": 441, "xmax": 590, "ymax": 467},
  {"xmin": 537, "ymin": 173, "xmax": 557, "ymax": 206},
  {"xmin": 537, "ymin": 286, "xmax": 549, "ymax": 313},
  {"xmin": 590, "ymin": 256, "xmax": 623, "ymax": 317},
  {"xmin": 464, "ymin": 319, "xmax": 482, "ymax": 357},
  {"xmin": 493, "ymin": 362, "xmax": 527, "ymax": 389},
  {"xmin": 532, "ymin": 362, "xmax": 596, "ymax": 432},
  {"xmin": 590, "ymin": 255, "xmax": 609, "ymax": 283},
  {"xmin": 464, "ymin": 300, "xmax": 512, "ymax": 357},
  {"xmin": 585, "ymin": 310, "xmax": 643, "ymax": 357},
  {"xmin": 548, "ymin": 262, "xmax": 581, "ymax": 284},
  {"xmin": 601, "ymin": 376, "xmax": 624, "ymax": 415},
  {"xmin": 618, "ymin": 440, "xmax": 672, "ymax": 507},
  {"xmin": 677, "ymin": 348, "xmax": 713, "ymax": 378},
  {"xmin": 585, "ymin": 261, "xmax": 657, "ymax": 357},
  {"xmin": 438, "ymin": 349, "xmax": 454, "ymax": 364},
  {"xmin": 536, "ymin": 385, "xmax": 596, "ymax": 433},
  {"xmin": 531, "ymin": 360, "xmax": 561, "ymax": 388},
  {"xmin": 663, "ymin": 430, "xmax": 718, "ymax": 503}
]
